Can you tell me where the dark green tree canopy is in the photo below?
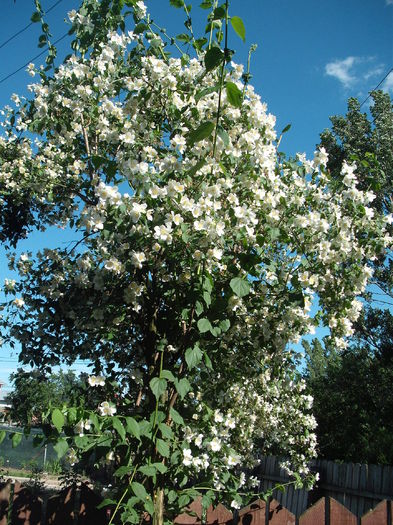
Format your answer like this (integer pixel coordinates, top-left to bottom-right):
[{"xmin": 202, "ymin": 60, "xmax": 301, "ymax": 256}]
[{"xmin": 305, "ymin": 90, "xmax": 393, "ymax": 464}]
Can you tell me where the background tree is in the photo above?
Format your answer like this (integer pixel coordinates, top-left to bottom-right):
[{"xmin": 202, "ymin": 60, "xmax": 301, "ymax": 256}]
[
  {"xmin": 305, "ymin": 90, "xmax": 393, "ymax": 464},
  {"xmin": 5, "ymin": 369, "xmax": 102, "ymax": 427}
]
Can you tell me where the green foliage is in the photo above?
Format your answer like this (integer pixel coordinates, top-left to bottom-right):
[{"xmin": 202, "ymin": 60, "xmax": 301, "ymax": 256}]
[
  {"xmin": 306, "ymin": 90, "xmax": 393, "ymax": 465},
  {"xmin": 5, "ymin": 370, "xmax": 101, "ymax": 427},
  {"xmin": 230, "ymin": 16, "xmax": 245, "ymax": 42},
  {"xmin": 229, "ymin": 277, "xmax": 250, "ymax": 297},
  {"xmin": 204, "ymin": 47, "xmax": 224, "ymax": 71},
  {"xmin": 304, "ymin": 338, "xmax": 393, "ymax": 464}
]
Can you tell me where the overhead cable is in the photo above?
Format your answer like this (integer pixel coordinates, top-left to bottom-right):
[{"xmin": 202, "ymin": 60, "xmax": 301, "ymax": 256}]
[
  {"xmin": 360, "ymin": 67, "xmax": 393, "ymax": 108},
  {"xmin": 0, "ymin": 0, "xmax": 63, "ymax": 51},
  {"xmin": 0, "ymin": 32, "xmax": 68, "ymax": 85}
]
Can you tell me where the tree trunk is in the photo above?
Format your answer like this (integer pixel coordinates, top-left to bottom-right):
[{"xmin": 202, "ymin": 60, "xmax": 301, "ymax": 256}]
[{"xmin": 153, "ymin": 488, "xmax": 164, "ymax": 525}]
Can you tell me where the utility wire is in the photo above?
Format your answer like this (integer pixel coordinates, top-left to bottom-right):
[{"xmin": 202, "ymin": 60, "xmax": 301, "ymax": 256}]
[
  {"xmin": 0, "ymin": 0, "xmax": 63, "ymax": 51},
  {"xmin": 360, "ymin": 67, "xmax": 393, "ymax": 108},
  {"xmin": 0, "ymin": 32, "xmax": 68, "ymax": 85}
]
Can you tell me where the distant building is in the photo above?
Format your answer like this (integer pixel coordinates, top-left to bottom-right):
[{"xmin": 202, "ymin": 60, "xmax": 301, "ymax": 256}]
[{"xmin": 0, "ymin": 381, "xmax": 10, "ymax": 415}]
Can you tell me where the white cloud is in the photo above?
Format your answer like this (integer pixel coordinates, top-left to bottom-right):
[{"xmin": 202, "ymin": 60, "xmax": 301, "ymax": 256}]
[
  {"xmin": 383, "ymin": 71, "xmax": 393, "ymax": 93},
  {"xmin": 325, "ymin": 57, "xmax": 358, "ymax": 88},
  {"xmin": 363, "ymin": 66, "xmax": 384, "ymax": 81},
  {"xmin": 325, "ymin": 56, "xmax": 389, "ymax": 95}
]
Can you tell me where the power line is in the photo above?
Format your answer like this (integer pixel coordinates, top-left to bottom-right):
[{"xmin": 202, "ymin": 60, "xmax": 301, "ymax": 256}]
[
  {"xmin": 360, "ymin": 67, "xmax": 393, "ymax": 108},
  {"xmin": 0, "ymin": 32, "xmax": 69, "ymax": 85},
  {"xmin": 0, "ymin": 0, "xmax": 63, "ymax": 51}
]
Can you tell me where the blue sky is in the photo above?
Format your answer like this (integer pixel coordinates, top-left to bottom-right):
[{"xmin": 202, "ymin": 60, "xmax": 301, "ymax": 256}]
[{"xmin": 0, "ymin": 0, "xmax": 392, "ymax": 390}]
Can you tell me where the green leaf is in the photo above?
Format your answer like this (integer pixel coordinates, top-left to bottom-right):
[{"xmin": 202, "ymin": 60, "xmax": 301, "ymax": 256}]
[
  {"xmin": 54, "ymin": 438, "xmax": 68, "ymax": 458},
  {"xmin": 176, "ymin": 33, "xmax": 191, "ymax": 43},
  {"xmin": 210, "ymin": 326, "xmax": 221, "ymax": 337},
  {"xmin": 181, "ymin": 53, "xmax": 190, "ymax": 66},
  {"xmin": 203, "ymin": 291, "xmax": 211, "ymax": 307},
  {"xmin": 268, "ymin": 227, "xmax": 280, "ymax": 241},
  {"xmin": 91, "ymin": 155, "xmax": 106, "ymax": 169},
  {"xmin": 0, "ymin": 430, "xmax": 5, "ymax": 445},
  {"xmin": 152, "ymin": 462, "xmax": 168, "ymax": 474},
  {"xmin": 52, "ymin": 409, "xmax": 65, "ymax": 432},
  {"xmin": 230, "ymin": 16, "xmax": 246, "ymax": 42},
  {"xmin": 134, "ymin": 22, "xmax": 148, "ymax": 34},
  {"xmin": 202, "ymin": 492, "xmax": 214, "ymax": 510},
  {"xmin": 74, "ymin": 435, "xmax": 89, "ymax": 449},
  {"xmin": 219, "ymin": 319, "xmax": 231, "ymax": 332},
  {"xmin": 174, "ymin": 377, "xmax": 192, "ymax": 399},
  {"xmin": 139, "ymin": 465, "xmax": 157, "ymax": 477},
  {"xmin": 12, "ymin": 433, "xmax": 22, "ymax": 448},
  {"xmin": 144, "ymin": 499, "xmax": 155, "ymax": 515},
  {"xmin": 30, "ymin": 11, "xmax": 41, "ymax": 23},
  {"xmin": 186, "ymin": 159, "xmax": 205, "ymax": 177},
  {"xmin": 156, "ymin": 438, "xmax": 170, "ymax": 458},
  {"xmin": 281, "ymin": 123, "xmax": 291, "ymax": 134},
  {"xmin": 159, "ymin": 422, "xmax": 174, "ymax": 440},
  {"xmin": 67, "ymin": 407, "xmax": 77, "ymax": 424},
  {"xmin": 170, "ymin": 0, "xmax": 184, "ymax": 7},
  {"xmin": 203, "ymin": 275, "xmax": 213, "ymax": 292},
  {"xmin": 289, "ymin": 291, "xmax": 305, "ymax": 307},
  {"xmin": 112, "ymin": 417, "xmax": 126, "ymax": 441},
  {"xmin": 212, "ymin": 5, "xmax": 226, "ymax": 19},
  {"xmin": 97, "ymin": 498, "xmax": 116, "ymax": 509},
  {"xmin": 195, "ymin": 85, "xmax": 219, "ymax": 103},
  {"xmin": 197, "ymin": 318, "xmax": 212, "ymax": 333},
  {"xmin": 178, "ymin": 494, "xmax": 191, "ymax": 508},
  {"xmin": 195, "ymin": 301, "xmax": 204, "ymax": 316},
  {"xmin": 226, "ymin": 81, "xmax": 243, "ymax": 108},
  {"xmin": 125, "ymin": 417, "xmax": 141, "ymax": 440},
  {"xmin": 139, "ymin": 420, "xmax": 152, "ymax": 438},
  {"xmin": 161, "ymin": 369, "xmax": 175, "ymax": 382},
  {"xmin": 170, "ymin": 407, "xmax": 184, "ymax": 425},
  {"xmin": 204, "ymin": 352, "xmax": 213, "ymax": 370},
  {"xmin": 204, "ymin": 47, "xmax": 224, "ymax": 71},
  {"xmin": 168, "ymin": 490, "xmax": 177, "ymax": 503},
  {"xmin": 185, "ymin": 345, "xmax": 203, "ymax": 369},
  {"xmin": 187, "ymin": 121, "xmax": 215, "ymax": 145},
  {"xmin": 89, "ymin": 412, "xmax": 99, "ymax": 430},
  {"xmin": 114, "ymin": 465, "xmax": 131, "ymax": 478},
  {"xmin": 131, "ymin": 481, "xmax": 148, "ymax": 501},
  {"xmin": 230, "ymin": 277, "xmax": 251, "ymax": 298},
  {"xmin": 150, "ymin": 377, "xmax": 167, "ymax": 399}
]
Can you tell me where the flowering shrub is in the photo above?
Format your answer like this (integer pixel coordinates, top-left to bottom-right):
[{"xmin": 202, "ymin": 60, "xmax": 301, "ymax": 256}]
[{"xmin": 0, "ymin": 0, "xmax": 390, "ymax": 523}]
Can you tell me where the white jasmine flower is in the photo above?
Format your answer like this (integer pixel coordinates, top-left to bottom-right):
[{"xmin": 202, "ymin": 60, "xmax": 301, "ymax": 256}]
[
  {"xmin": 88, "ymin": 375, "xmax": 105, "ymax": 387},
  {"xmin": 131, "ymin": 251, "xmax": 146, "ymax": 269},
  {"xmin": 182, "ymin": 448, "xmax": 193, "ymax": 466},
  {"xmin": 98, "ymin": 401, "xmax": 116, "ymax": 416},
  {"xmin": 207, "ymin": 437, "xmax": 221, "ymax": 452},
  {"xmin": 13, "ymin": 298, "xmax": 25, "ymax": 308}
]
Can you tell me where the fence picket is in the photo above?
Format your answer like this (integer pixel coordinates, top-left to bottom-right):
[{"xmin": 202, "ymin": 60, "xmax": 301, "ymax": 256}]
[
  {"xmin": 238, "ymin": 499, "xmax": 266, "ymax": 525},
  {"xmin": 361, "ymin": 500, "xmax": 388, "ymax": 525},
  {"xmin": 298, "ymin": 497, "xmax": 325, "ymax": 525},
  {"xmin": 268, "ymin": 498, "xmax": 295, "ymax": 525},
  {"xmin": 330, "ymin": 497, "xmax": 357, "ymax": 525}
]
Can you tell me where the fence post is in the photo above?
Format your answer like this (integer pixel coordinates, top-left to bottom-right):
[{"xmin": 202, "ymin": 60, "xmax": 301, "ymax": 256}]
[
  {"xmin": 6, "ymin": 482, "xmax": 14, "ymax": 525},
  {"xmin": 325, "ymin": 497, "xmax": 330, "ymax": 525}
]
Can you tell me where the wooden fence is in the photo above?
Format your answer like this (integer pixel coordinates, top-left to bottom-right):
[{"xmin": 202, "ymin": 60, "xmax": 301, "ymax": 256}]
[
  {"xmin": 1, "ymin": 457, "xmax": 393, "ymax": 525},
  {"xmin": 0, "ymin": 480, "xmax": 392, "ymax": 525},
  {"xmin": 257, "ymin": 456, "xmax": 393, "ymax": 519}
]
